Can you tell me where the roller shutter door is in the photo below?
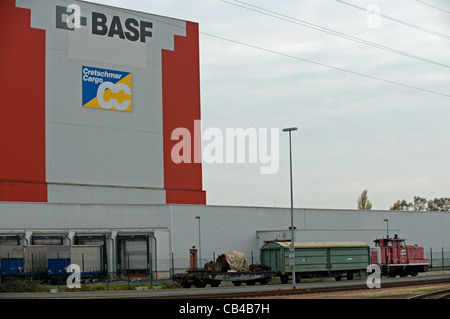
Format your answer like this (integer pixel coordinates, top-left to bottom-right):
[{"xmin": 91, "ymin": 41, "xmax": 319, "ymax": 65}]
[
  {"xmin": 122, "ymin": 240, "xmax": 147, "ymax": 270},
  {"xmin": 121, "ymin": 239, "xmax": 149, "ymax": 275}
]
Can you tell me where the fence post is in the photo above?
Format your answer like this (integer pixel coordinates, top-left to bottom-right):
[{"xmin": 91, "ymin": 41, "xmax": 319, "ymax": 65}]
[
  {"xmin": 127, "ymin": 253, "xmax": 130, "ymax": 286},
  {"xmin": 442, "ymin": 247, "xmax": 444, "ymax": 270},
  {"xmin": 430, "ymin": 248, "xmax": 433, "ymax": 270},
  {"xmin": 150, "ymin": 252, "xmax": 153, "ymax": 286},
  {"xmin": 7, "ymin": 253, "xmax": 10, "ymax": 279},
  {"xmin": 31, "ymin": 252, "xmax": 34, "ymax": 283},
  {"xmin": 57, "ymin": 253, "xmax": 60, "ymax": 288},
  {"xmin": 171, "ymin": 252, "xmax": 174, "ymax": 280}
]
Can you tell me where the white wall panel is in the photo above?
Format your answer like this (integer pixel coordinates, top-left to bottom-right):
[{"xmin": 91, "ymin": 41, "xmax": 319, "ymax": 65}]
[
  {"xmin": 47, "ymin": 184, "xmax": 165, "ymax": 204},
  {"xmin": 0, "ymin": 202, "xmax": 170, "ymax": 229}
]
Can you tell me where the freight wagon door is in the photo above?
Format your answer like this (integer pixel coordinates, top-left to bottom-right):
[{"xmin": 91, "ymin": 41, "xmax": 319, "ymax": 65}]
[
  {"xmin": 118, "ymin": 236, "xmax": 150, "ymax": 277},
  {"xmin": 71, "ymin": 246, "xmax": 103, "ymax": 274},
  {"xmin": 260, "ymin": 242, "xmax": 283, "ymax": 272},
  {"xmin": 0, "ymin": 245, "xmax": 23, "ymax": 275},
  {"xmin": 46, "ymin": 246, "xmax": 70, "ymax": 275}
]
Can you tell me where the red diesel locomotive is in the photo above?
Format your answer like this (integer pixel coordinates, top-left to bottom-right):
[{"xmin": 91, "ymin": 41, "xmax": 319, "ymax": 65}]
[{"xmin": 370, "ymin": 235, "xmax": 429, "ymax": 277}]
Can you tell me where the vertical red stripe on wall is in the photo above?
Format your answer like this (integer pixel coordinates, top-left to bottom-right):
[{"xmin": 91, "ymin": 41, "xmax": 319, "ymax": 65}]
[
  {"xmin": 162, "ymin": 22, "xmax": 206, "ymax": 205},
  {"xmin": 0, "ymin": 0, "xmax": 47, "ymax": 202}
]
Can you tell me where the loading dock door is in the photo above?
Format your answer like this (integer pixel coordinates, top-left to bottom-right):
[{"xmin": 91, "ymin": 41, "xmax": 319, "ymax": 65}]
[
  {"xmin": 74, "ymin": 235, "xmax": 108, "ymax": 273},
  {"xmin": 0, "ymin": 235, "xmax": 22, "ymax": 246},
  {"xmin": 117, "ymin": 234, "xmax": 151, "ymax": 277}
]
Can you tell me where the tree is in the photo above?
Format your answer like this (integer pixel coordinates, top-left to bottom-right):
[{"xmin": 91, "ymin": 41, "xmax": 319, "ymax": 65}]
[
  {"xmin": 390, "ymin": 196, "xmax": 450, "ymax": 212},
  {"xmin": 357, "ymin": 190, "xmax": 373, "ymax": 210},
  {"xmin": 412, "ymin": 196, "xmax": 427, "ymax": 211},
  {"xmin": 390, "ymin": 199, "xmax": 411, "ymax": 211},
  {"xmin": 427, "ymin": 197, "xmax": 450, "ymax": 212}
]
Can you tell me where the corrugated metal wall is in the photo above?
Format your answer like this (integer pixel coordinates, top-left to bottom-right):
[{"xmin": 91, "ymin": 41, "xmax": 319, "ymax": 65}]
[
  {"xmin": 0, "ymin": 202, "xmax": 170, "ymax": 229},
  {"xmin": 170, "ymin": 205, "xmax": 450, "ymax": 265}
]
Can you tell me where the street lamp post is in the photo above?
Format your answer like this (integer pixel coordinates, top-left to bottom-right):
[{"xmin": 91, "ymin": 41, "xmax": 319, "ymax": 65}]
[
  {"xmin": 195, "ymin": 216, "xmax": 201, "ymax": 269},
  {"xmin": 283, "ymin": 127, "xmax": 297, "ymax": 289}
]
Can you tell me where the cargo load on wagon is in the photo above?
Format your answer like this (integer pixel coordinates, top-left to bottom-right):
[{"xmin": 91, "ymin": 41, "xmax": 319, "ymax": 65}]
[{"xmin": 172, "ymin": 250, "xmax": 272, "ymax": 288}]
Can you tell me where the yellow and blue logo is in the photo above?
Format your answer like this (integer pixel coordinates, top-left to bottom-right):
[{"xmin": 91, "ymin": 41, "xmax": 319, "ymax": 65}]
[{"xmin": 82, "ymin": 66, "xmax": 132, "ymax": 112}]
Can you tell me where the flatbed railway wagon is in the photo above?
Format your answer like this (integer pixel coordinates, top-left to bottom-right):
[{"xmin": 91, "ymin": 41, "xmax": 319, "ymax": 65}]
[
  {"xmin": 173, "ymin": 268, "xmax": 273, "ymax": 288},
  {"xmin": 260, "ymin": 241, "xmax": 370, "ymax": 283},
  {"xmin": 172, "ymin": 251, "xmax": 273, "ymax": 288}
]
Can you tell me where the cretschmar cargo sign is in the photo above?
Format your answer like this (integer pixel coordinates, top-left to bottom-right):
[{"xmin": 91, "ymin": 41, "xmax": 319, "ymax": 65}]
[{"xmin": 82, "ymin": 66, "xmax": 132, "ymax": 112}]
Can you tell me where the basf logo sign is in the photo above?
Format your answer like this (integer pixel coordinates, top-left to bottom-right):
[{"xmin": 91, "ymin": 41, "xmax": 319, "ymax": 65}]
[
  {"xmin": 55, "ymin": 4, "xmax": 153, "ymax": 43},
  {"xmin": 0, "ymin": 0, "xmax": 206, "ymax": 205}
]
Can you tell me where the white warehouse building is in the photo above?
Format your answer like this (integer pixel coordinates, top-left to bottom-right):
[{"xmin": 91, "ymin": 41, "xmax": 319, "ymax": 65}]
[
  {"xmin": 0, "ymin": 0, "xmax": 449, "ymax": 280},
  {"xmin": 1, "ymin": 202, "xmax": 449, "ymax": 279}
]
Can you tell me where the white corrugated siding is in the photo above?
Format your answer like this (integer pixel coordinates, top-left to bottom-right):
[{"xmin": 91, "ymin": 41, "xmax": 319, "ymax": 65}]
[{"xmin": 0, "ymin": 202, "xmax": 170, "ymax": 229}]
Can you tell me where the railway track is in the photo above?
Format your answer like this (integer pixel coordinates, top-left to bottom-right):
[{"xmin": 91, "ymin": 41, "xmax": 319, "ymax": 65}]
[
  {"xmin": 140, "ymin": 276, "xmax": 450, "ymax": 299},
  {"xmin": 407, "ymin": 288, "xmax": 450, "ymax": 299}
]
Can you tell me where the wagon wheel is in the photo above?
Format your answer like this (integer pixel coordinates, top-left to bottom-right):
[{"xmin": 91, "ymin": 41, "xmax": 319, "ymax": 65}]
[
  {"xmin": 181, "ymin": 281, "xmax": 192, "ymax": 288},
  {"xmin": 232, "ymin": 281, "xmax": 242, "ymax": 286},
  {"xmin": 194, "ymin": 280, "xmax": 207, "ymax": 288},
  {"xmin": 259, "ymin": 278, "xmax": 270, "ymax": 285},
  {"xmin": 210, "ymin": 281, "xmax": 221, "ymax": 287},
  {"xmin": 246, "ymin": 281, "xmax": 255, "ymax": 286}
]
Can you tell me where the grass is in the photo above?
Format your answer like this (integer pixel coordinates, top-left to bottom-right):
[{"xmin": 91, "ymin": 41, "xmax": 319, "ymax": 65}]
[{"xmin": 0, "ymin": 278, "xmax": 182, "ymax": 293}]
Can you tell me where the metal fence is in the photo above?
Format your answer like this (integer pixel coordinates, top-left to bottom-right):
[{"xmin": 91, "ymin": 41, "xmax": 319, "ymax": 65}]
[{"xmin": 426, "ymin": 248, "xmax": 450, "ymax": 270}]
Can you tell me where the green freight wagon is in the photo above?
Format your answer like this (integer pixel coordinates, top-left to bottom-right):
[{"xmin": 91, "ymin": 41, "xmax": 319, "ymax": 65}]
[{"xmin": 260, "ymin": 241, "xmax": 370, "ymax": 283}]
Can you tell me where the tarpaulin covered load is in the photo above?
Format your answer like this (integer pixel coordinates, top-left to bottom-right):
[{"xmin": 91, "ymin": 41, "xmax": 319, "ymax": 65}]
[{"xmin": 225, "ymin": 251, "xmax": 249, "ymax": 272}]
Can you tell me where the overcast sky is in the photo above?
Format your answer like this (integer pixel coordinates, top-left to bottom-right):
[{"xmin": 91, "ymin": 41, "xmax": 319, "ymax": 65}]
[{"xmin": 88, "ymin": 0, "xmax": 450, "ymax": 210}]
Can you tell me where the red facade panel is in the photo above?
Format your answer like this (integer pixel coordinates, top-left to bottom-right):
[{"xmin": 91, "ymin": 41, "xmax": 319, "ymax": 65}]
[
  {"xmin": 0, "ymin": 0, "xmax": 47, "ymax": 202},
  {"xmin": 162, "ymin": 22, "xmax": 206, "ymax": 205}
]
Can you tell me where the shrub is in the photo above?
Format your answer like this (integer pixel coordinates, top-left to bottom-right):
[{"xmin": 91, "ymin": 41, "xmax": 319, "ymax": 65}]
[{"xmin": 0, "ymin": 279, "xmax": 50, "ymax": 292}]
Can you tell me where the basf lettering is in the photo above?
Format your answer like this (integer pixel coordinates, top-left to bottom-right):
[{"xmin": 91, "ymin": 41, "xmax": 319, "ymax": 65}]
[
  {"xmin": 92, "ymin": 12, "xmax": 153, "ymax": 43},
  {"xmin": 56, "ymin": 4, "xmax": 153, "ymax": 43}
]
